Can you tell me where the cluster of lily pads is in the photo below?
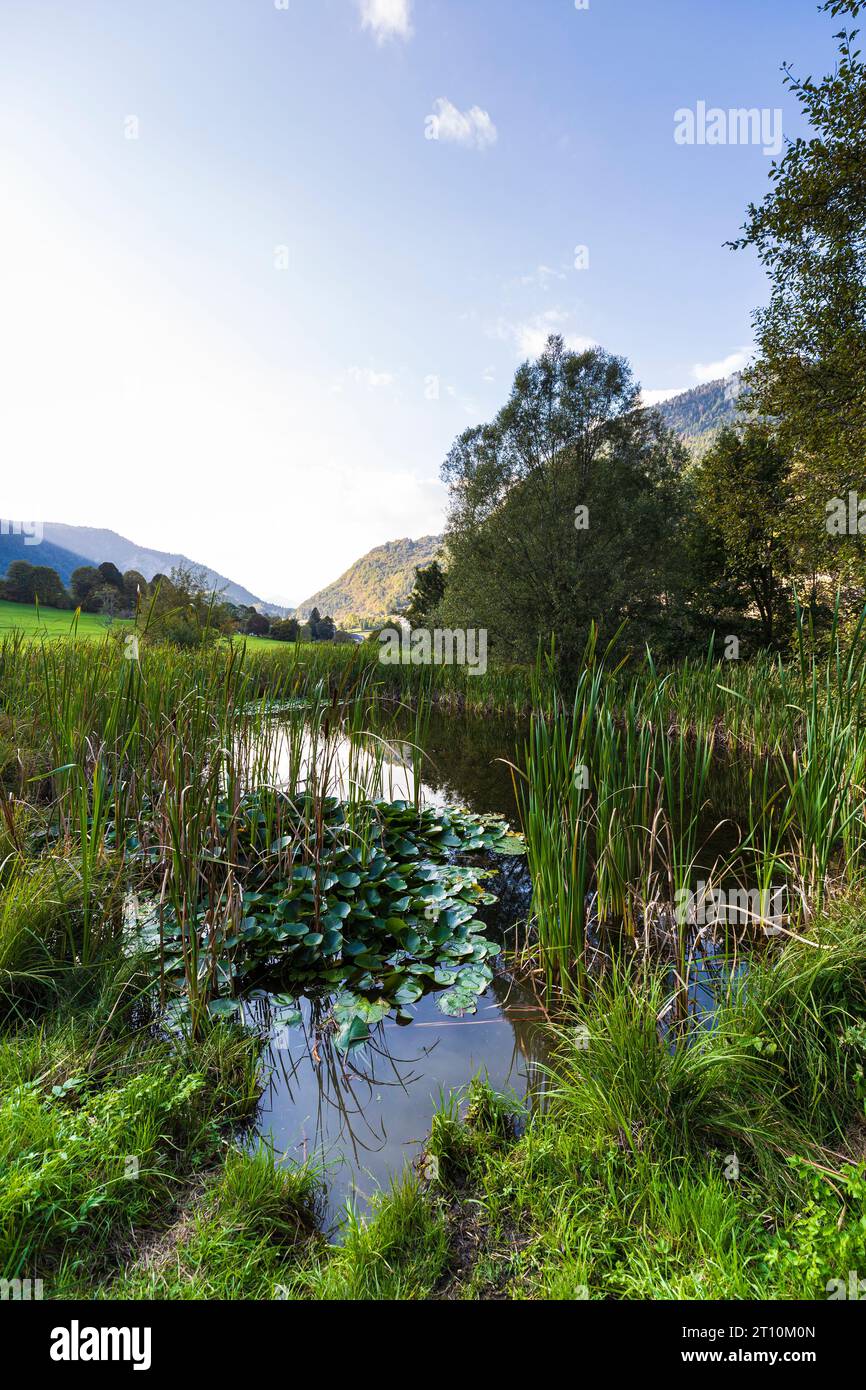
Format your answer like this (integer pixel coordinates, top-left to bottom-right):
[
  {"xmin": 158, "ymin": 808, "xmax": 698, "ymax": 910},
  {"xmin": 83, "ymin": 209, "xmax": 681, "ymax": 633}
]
[{"xmin": 160, "ymin": 796, "xmax": 524, "ymax": 1050}]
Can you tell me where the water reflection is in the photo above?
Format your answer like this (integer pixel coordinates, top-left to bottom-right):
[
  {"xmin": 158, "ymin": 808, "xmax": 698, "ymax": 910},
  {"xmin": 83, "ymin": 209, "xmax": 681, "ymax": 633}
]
[{"xmin": 248, "ymin": 973, "xmax": 549, "ymax": 1230}]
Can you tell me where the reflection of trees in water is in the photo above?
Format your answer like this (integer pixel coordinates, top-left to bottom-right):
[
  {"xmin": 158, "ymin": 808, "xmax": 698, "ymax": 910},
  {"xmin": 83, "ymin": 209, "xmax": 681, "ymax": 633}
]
[
  {"xmin": 485, "ymin": 972, "xmax": 553, "ymax": 1113},
  {"xmin": 384, "ymin": 708, "xmax": 526, "ymax": 822},
  {"xmin": 247, "ymin": 975, "xmax": 551, "ymax": 1189},
  {"xmin": 250, "ymin": 995, "xmax": 431, "ymax": 1172}
]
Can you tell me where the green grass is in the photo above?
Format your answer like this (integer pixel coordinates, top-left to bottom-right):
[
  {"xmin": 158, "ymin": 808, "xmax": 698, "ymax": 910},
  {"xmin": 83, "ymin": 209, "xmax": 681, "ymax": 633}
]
[
  {"xmin": 1, "ymin": 895, "xmax": 861, "ymax": 1303},
  {"xmin": 0, "ymin": 600, "xmax": 131, "ymax": 641},
  {"xmin": 413, "ymin": 901, "xmax": 866, "ymax": 1300},
  {"xmin": 0, "ymin": 951, "xmax": 264, "ymax": 1297}
]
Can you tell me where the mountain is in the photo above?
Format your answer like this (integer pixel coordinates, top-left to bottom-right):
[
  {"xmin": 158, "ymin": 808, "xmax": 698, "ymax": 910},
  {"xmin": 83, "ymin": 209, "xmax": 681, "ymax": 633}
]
[
  {"xmin": 655, "ymin": 376, "xmax": 742, "ymax": 456},
  {"xmin": 0, "ymin": 528, "xmax": 92, "ymax": 586},
  {"xmin": 296, "ymin": 535, "xmax": 442, "ymax": 627},
  {"xmin": 39, "ymin": 523, "xmax": 290, "ymax": 616}
]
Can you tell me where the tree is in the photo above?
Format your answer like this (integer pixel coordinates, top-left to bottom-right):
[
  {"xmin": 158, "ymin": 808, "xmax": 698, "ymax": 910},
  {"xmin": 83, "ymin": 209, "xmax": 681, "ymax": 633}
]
[
  {"xmin": 97, "ymin": 561, "xmax": 125, "ymax": 591},
  {"xmin": 270, "ymin": 617, "xmax": 300, "ymax": 642},
  {"xmin": 729, "ymin": 0, "xmax": 866, "ymax": 599},
  {"xmin": 439, "ymin": 335, "xmax": 689, "ymax": 671},
  {"xmin": 693, "ymin": 426, "xmax": 793, "ymax": 647},
  {"xmin": 246, "ymin": 611, "xmax": 271, "ymax": 637},
  {"xmin": 404, "ymin": 560, "xmax": 447, "ymax": 625},
  {"xmin": 142, "ymin": 564, "xmax": 233, "ymax": 646},
  {"xmin": 122, "ymin": 571, "xmax": 148, "ymax": 612},
  {"xmin": 3, "ymin": 561, "xmax": 69, "ymax": 607},
  {"xmin": 70, "ymin": 566, "xmax": 102, "ymax": 610}
]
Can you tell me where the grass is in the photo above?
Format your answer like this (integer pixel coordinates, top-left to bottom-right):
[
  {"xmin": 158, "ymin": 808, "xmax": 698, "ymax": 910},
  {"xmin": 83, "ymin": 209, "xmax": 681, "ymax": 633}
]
[
  {"xmin": 11, "ymin": 893, "xmax": 858, "ymax": 1302},
  {"xmin": 413, "ymin": 899, "xmax": 866, "ymax": 1300},
  {"xmin": 0, "ymin": 951, "xmax": 263, "ymax": 1296},
  {"xmin": 514, "ymin": 611, "xmax": 866, "ymax": 1006},
  {"xmin": 0, "ymin": 600, "xmax": 132, "ymax": 641}
]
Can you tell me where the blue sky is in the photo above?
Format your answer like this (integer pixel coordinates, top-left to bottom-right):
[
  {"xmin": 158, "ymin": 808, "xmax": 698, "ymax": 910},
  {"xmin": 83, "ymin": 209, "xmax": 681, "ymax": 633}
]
[{"xmin": 0, "ymin": 0, "xmax": 834, "ymax": 603}]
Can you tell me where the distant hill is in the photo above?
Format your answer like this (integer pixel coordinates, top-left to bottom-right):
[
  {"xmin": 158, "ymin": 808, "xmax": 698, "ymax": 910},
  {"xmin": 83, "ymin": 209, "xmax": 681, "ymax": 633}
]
[
  {"xmin": 296, "ymin": 536, "xmax": 442, "ymax": 627},
  {"xmin": 654, "ymin": 376, "xmax": 743, "ymax": 457},
  {"xmin": 0, "ymin": 529, "xmax": 91, "ymax": 586},
  {"xmin": 39, "ymin": 523, "xmax": 290, "ymax": 616}
]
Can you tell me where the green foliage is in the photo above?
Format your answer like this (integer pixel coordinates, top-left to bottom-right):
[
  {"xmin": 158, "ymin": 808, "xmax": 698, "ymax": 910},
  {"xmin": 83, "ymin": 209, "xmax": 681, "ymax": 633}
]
[
  {"xmin": 269, "ymin": 616, "xmax": 300, "ymax": 642},
  {"xmin": 763, "ymin": 1160, "xmax": 866, "ymax": 1298},
  {"xmin": 404, "ymin": 559, "xmax": 447, "ymax": 625},
  {"xmin": 1, "ymin": 561, "xmax": 69, "ymax": 608},
  {"xmin": 730, "ymin": 2, "xmax": 866, "ymax": 597},
  {"xmin": 158, "ymin": 797, "xmax": 523, "ymax": 1044},
  {"xmin": 440, "ymin": 335, "xmax": 690, "ymax": 671},
  {"xmin": 692, "ymin": 425, "xmax": 794, "ymax": 646}
]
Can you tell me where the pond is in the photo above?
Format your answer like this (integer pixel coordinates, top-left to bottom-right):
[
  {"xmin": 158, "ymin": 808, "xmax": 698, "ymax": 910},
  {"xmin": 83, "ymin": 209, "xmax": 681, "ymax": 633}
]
[
  {"xmin": 242, "ymin": 703, "xmax": 771, "ymax": 1227},
  {"xmin": 243, "ymin": 707, "xmax": 545, "ymax": 1227}
]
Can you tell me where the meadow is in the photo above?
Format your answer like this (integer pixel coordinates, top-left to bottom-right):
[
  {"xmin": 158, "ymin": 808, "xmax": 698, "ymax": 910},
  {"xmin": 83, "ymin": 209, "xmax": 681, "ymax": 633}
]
[
  {"xmin": 1, "ymin": 615, "xmax": 866, "ymax": 1300},
  {"xmin": 0, "ymin": 599, "xmax": 132, "ymax": 641}
]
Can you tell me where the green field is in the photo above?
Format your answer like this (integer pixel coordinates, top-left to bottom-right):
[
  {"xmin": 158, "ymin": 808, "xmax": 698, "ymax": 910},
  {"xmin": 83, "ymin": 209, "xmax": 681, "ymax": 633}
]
[
  {"xmin": 0, "ymin": 599, "xmax": 133, "ymax": 640},
  {"xmin": 0, "ymin": 600, "xmax": 292, "ymax": 648}
]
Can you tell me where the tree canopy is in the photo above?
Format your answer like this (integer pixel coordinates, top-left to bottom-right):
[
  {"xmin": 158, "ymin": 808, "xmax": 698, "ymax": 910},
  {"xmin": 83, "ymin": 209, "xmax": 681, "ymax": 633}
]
[{"xmin": 439, "ymin": 336, "xmax": 689, "ymax": 669}]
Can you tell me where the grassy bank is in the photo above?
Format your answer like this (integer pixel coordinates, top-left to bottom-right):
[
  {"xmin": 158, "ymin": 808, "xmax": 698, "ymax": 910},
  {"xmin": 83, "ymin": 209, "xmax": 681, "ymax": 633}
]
[{"xmin": 5, "ymin": 894, "xmax": 863, "ymax": 1301}]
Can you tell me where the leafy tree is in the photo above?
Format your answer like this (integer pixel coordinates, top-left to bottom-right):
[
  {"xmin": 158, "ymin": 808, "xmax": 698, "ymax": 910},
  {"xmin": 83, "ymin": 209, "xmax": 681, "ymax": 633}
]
[
  {"xmin": 143, "ymin": 564, "xmax": 232, "ymax": 646},
  {"xmin": 404, "ymin": 560, "xmax": 447, "ymax": 626},
  {"xmin": 693, "ymin": 426, "xmax": 793, "ymax": 646},
  {"xmin": 3, "ymin": 561, "xmax": 69, "ymax": 607},
  {"xmin": 70, "ymin": 566, "xmax": 102, "ymax": 610},
  {"xmin": 729, "ymin": 0, "xmax": 866, "ymax": 598},
  {"xmin": 439, "ymin": 335, "xmax": 689, "ymax": 670},
  {"xmin": 269, "ymin": 617, "xmax": 300, "ymax": 642},
  {"xmin": 122, "ymin": 571, "xmax": 148, "ymax": 611},
  {"xmin": 246, "ymin": 611, "xmax": 271, "ymax": 637},
  {"xmin": 97, "ymin": 561, "xmax": 125, "ymax": 591}
]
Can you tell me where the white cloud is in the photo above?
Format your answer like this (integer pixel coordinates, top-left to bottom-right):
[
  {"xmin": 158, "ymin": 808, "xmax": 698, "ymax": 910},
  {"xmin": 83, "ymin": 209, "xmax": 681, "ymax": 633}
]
[
  {"xmin": 359, "ymin": 0, "xmax": 412, "ymax": 43},
  {"xmin": 641, "ymin": 386, "xmax": 689, "ymax": 407},
  {"xmin": 692, "ymin": 347, "xmax": 751, "ymax": 384},
  {"xmin": 494, "ymin": 309, "xmax": 596, "ymax": 360},
  {"xmin": 429, "ymin": 98, "xmax": 498, "ymax": 151},
  {"xmin": 514, "ymin": 264, "xmax": 567, "ymax": 288},
  {"xmin": 348, "ymin": 365, "xmax": 396, "ymax": 388}
]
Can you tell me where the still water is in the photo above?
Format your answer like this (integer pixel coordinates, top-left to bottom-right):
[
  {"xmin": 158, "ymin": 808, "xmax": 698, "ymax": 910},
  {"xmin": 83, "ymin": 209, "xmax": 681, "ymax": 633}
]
[{"xmin": 250, "ymin": 709, "xmax": 543, "ymax": 1229}]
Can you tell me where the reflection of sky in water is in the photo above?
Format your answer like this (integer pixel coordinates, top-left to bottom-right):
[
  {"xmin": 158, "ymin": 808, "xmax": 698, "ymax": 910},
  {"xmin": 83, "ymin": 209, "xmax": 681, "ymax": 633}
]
[
  {"xmin": 262, "ymin": 723, "xmax": 434, "ymax": 806},
  {"xmin": 248, "ymin": 978, "xmax": 548, "ymax": 1232},
  {"xmin": 255, "ymin": 709, "xmax": 524, "ymax": 821}
]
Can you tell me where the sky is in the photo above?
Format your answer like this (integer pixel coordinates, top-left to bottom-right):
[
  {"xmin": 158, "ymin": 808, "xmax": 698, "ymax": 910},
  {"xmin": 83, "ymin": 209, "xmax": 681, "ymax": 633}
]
[{"xmin": 0, "ymin": 0, "xmax": 835, "ymax": 605}]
